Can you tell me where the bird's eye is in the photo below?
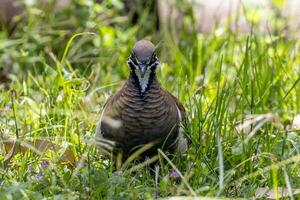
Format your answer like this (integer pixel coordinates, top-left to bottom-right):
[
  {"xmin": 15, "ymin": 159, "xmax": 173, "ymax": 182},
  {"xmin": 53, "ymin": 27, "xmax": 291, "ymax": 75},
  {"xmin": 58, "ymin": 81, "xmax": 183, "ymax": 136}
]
[
  {"xmin": 146, "ymin": 59, "xmax": 151, "ymax": 65},
  {"xmin": 150, "ymin": 55, "xmax": 157, "ymax": 64},
  {"xmin": 136, "ymin": 59, "xmax": 142, "ymax": 65},
  {"xmin": 131, "ymin": 54, "xmax": 140, "ymax": 65}
]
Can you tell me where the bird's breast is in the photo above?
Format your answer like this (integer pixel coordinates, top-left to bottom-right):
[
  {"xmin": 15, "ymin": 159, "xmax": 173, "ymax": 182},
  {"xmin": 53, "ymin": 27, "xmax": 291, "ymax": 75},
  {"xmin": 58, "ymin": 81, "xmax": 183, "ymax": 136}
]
[{"xmin": 118, "ymin": 87, "xmax": 179, "ymax": 141}]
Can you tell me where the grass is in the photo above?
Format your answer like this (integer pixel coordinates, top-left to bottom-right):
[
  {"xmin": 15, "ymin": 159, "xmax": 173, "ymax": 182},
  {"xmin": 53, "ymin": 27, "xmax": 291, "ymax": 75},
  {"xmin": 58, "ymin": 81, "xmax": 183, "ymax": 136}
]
[{"xmin": 0, "ymin": 0, "xmax": 300, "ymax": 199}]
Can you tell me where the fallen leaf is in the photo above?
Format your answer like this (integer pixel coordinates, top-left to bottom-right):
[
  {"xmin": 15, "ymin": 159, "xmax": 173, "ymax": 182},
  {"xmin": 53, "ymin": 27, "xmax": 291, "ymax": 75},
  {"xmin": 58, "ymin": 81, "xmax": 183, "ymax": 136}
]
[
  {"xmin": 232, "ymin": 113, "xmax": 282, "ymax": 155},
  {"xmin": 256, "ymin": 187, "xmax": 300, "ymax": 199},
  {"xmin": 292, "ymin": 114, "xmax": 300, "ymax": 129},
  {"xmin": 164, "ymin": 197, "xmax": 243, "ymax": 200},
  {"xmin": 2, "ymin": 138, "xmax": 76, "ymax": 167},
  {"xmin": 3, "ymin": 140, "xmax": 20, "ymax": 169},
  {"xmin": 235, "ymin": 113, "xmax": 282, "ymax": 137}
]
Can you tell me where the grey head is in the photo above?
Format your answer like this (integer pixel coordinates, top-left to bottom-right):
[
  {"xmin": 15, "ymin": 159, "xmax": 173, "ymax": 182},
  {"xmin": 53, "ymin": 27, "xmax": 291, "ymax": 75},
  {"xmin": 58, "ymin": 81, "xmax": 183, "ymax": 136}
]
[
  {"xmin": 133, "ymin": 40, "xmax": 155, "ymax": 63},
  {"xmin": 127, "ymin": 40, "xmax": 160, "ymax": 94}
]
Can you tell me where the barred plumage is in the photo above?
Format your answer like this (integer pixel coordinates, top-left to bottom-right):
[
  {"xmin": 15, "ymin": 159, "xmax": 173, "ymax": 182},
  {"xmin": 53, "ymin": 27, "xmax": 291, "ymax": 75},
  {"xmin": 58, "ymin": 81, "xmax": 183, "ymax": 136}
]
[{"xmin": 95, "ymin": 40, "xmax": 187, "ymax": 159}]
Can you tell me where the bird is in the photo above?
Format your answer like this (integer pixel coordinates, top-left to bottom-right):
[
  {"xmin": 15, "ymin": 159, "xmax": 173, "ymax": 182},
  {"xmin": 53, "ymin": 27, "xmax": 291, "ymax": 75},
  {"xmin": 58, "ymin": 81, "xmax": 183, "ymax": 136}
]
[{"xmin": 95, "ymin": 39, "xmax": 187, "ymax": 160}]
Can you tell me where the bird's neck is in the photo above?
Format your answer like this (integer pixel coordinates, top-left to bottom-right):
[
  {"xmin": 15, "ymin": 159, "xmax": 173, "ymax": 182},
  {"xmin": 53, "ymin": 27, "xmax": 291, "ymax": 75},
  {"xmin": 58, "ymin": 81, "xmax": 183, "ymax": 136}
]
[{"xmin": 128, "ymin": 72, "xmax": 158, "ymax": 96}]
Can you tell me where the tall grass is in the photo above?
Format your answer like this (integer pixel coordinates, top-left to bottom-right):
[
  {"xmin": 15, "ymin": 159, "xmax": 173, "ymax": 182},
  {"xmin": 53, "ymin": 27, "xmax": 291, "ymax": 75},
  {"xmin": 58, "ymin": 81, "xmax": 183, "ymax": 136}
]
[{"xmin": 0, "ymin": 0, "xmax": 300, "ymax": 199}]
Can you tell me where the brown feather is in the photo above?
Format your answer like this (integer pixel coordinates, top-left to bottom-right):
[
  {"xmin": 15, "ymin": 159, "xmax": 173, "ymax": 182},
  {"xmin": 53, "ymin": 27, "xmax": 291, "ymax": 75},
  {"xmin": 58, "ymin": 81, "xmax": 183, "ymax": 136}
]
[
  {"xmin": 96, "ymin": 74, "xmax": 186, "ymax": 158},
  {"xmin": 95, "ymin": 40, "xmax": 187, "ymax": 159}
]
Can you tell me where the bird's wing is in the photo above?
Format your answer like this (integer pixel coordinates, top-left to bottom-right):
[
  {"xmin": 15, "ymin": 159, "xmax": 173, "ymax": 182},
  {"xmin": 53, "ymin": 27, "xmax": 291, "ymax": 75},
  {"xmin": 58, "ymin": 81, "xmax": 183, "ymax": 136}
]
[
  {"xmin": 166, "ymin": 91, "xmax": 186, "ymax": 122},
  {"xmin": 102, "ymin": 89, "xmax": 124, "ymax": 117},
  {"xmin": 95, "ymin": 92, "xmax": 123, "ymax": 154},
  {"xmin": 165, "ymin": 91, "xmax": 189, "ymax": 153}
]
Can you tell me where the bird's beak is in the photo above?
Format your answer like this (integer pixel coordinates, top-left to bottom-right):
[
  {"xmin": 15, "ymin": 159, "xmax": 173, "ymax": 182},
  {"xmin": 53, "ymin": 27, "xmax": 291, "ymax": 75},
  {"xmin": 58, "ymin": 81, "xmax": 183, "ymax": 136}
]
[{"xmin": 139, "ymin": 64, "xmax": 147, "ymax": 78}]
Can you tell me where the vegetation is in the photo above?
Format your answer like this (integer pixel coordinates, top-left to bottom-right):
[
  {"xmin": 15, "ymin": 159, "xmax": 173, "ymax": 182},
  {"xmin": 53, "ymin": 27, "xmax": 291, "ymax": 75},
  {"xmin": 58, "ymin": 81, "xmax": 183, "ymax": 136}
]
[{"xmin": 0, "ymin": 0, "xmax": 299, "ymax": 199}]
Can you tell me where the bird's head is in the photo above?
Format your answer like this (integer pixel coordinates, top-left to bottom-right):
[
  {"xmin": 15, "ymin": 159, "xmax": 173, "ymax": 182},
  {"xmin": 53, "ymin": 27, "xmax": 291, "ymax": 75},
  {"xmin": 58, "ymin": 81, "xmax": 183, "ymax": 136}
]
[{"xmin": 127, "ymin": 40, "xmax": 160, "ymax": 95}]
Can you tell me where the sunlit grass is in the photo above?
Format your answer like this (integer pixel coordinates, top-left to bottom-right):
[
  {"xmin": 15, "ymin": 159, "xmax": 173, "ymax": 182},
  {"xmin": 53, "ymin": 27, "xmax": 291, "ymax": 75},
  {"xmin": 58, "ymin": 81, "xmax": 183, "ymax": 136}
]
[{"xmin": 0, "ymin": 0, "xmax": 300, "ymax": 199}]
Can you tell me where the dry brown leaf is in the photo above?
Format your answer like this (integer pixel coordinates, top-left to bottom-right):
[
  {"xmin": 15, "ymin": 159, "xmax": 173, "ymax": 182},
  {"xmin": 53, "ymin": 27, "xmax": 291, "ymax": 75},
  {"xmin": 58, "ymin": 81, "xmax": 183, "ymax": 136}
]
[
  {"xmin": 292, "ymin": 114, "xmax": 300, "ymax": 130},
  {"xmin": 3, "ymin": 141, "xmax": 20, "ymax": 169},
  {"xmin": 256, "ymin": 187, "xmax": 300, "ymax": 199},
  {"xmin": 164, "ymin": 197, "xmax": 244, "ymax": 200},
  {"xmin": 235, "ymin": 113, "xmax": 282, "ymax": 136},
  {"xmin": 2, "ymin": 138, "xmax": 76, "ymax": 167}
]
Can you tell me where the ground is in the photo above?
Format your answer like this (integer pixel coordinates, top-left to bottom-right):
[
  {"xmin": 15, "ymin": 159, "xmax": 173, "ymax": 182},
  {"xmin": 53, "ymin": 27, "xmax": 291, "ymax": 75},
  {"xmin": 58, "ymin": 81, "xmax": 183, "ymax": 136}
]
[{"xmin": 0, "ymin": 0, "xmax": 300, "ymax": 199}]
